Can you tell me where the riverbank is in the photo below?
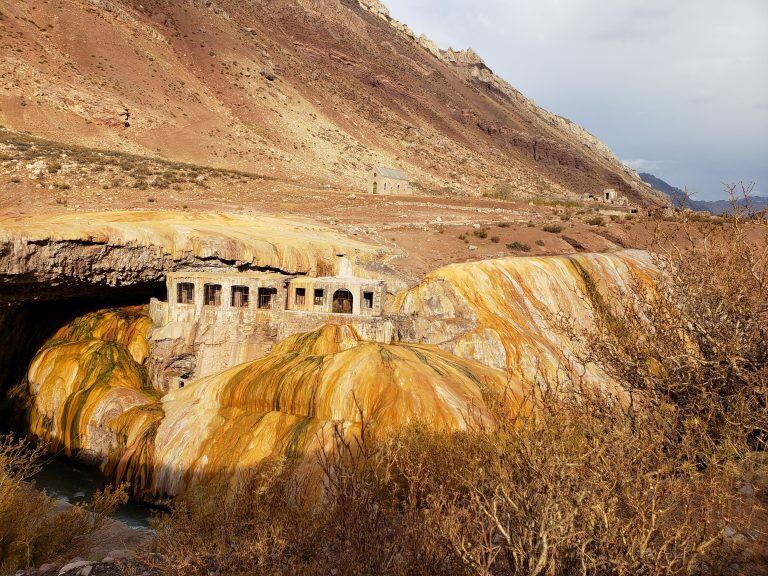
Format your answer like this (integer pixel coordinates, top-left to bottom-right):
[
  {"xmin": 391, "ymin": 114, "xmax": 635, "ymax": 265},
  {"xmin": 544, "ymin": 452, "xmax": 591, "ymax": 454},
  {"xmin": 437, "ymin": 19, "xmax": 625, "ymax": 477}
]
[{"xmin": 33, "ymin": 457, "xmax": 156, "ymax": 531}]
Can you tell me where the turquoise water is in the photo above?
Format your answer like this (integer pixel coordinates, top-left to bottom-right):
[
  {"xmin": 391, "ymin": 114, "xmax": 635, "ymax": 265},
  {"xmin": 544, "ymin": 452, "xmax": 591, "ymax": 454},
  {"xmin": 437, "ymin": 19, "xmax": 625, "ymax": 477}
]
[{"xmin": 32, "ymin": 456, "xmax": 156, "ymax": 531}]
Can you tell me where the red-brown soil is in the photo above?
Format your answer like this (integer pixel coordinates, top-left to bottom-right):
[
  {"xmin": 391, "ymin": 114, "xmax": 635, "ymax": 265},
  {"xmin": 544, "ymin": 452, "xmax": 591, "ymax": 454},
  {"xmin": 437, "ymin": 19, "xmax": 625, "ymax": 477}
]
[
  {"xmin": 0, "ymin": 0, "xmax": 664, "ymax": 205},
  {"xmin": 0, "ymin": 129, "xmax": 689, "ymax": 282}
]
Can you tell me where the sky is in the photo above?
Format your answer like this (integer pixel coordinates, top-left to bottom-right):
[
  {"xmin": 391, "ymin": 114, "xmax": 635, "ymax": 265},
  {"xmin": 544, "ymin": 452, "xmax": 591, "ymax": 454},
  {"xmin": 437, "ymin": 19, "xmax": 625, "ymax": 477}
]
[{"xmin": 385, "ymin": 0, "xmax": 768, "ymax": 200}]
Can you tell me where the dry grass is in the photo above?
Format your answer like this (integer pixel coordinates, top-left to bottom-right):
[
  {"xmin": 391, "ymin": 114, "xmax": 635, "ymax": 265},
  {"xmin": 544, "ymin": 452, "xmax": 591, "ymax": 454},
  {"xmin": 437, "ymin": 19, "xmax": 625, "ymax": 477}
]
[
  {"xmin": 136, "ymin": 183, "xmax": 768, "ymax": 575},
  {"xmin": 0, "ymin": 436, "xmax": 127, "ymax": 573}
]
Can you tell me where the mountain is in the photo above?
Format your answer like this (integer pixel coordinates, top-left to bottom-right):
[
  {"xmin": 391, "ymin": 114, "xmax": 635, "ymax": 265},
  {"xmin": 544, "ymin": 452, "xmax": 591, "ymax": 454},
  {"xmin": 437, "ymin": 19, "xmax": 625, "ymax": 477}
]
[
  {"xmin": 0, "ymin": 0, "xmax": 663, "ymax": 204},
  {"xmin": 640, "ymin": 173, "xmax": 768, "ymax": 214}
]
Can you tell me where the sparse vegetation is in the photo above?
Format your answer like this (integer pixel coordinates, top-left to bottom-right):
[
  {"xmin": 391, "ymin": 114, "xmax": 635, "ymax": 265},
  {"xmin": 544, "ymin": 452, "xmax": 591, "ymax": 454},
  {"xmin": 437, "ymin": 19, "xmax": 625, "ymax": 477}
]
[
  {"xmin": 506, "ymin": 241, "xmax": 531, "ymax": 252},
  {"xmin": 472, "ymin": 228, "xmax": 488, "ymax": 239},
  {"xmin": 0, "ymin": 436, "xmax": 127, "ymax": 573},
  {"xmin": 490, "ymin": 235, "xmax": 500, "ymax": 243},
  {"xmin": 533, "ymin": 198, "xmax": 581, "ymax": 208},
  {"xmin": 0, "ymin": 127, "xmax": 261, "ymax": 198},
  {"xmin": 485, "ymin": 182, "xmax": 515, "ymax": 200},
  {"xmin": 587, "ymin": 216, "xmax": 605, "ymax": 226},
  {"xmin": 542, "ymin": 223, "xmax": 563, "ymax": 234}
]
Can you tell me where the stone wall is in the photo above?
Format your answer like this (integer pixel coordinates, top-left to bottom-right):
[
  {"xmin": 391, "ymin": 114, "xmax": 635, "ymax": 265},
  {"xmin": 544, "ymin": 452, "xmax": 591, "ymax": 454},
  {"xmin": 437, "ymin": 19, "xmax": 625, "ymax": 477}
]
[
  {"xmin": 150, "ymin": 272, "xmax": 393, "ymax": 391},
  {"xmin": 369, "ymin": 174, "xmax": 410, "ymax": 196},
  {"xmin": 286, "ymin": 277, "xmax": 385, "ymax": 316},
  {"xmin": 166, "ymin": 271, "xmax": 291, "ymax": 323}
]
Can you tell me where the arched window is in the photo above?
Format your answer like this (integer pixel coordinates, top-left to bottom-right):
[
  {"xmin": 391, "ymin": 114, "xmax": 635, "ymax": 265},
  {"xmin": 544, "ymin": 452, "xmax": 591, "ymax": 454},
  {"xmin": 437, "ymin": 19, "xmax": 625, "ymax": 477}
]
[{"xmin": 332, "ymin": 289, "xmax": 354, "ymax": 314}]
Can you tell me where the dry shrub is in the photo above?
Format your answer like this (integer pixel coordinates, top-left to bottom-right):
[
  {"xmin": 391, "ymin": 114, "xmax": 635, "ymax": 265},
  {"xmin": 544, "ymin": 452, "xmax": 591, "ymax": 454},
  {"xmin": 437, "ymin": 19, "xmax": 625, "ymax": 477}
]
[
  {"xmin": 542, "ymin": 223, "xmax": 564, "ymax": 233},
  {"xmin": 0, "ymin": 435, "xmax": 128, "ymax": 572},
  {"xmin": 584, "ymin": 183, "xmax": 768, "ymax": 463},
  {"xmin": 144, "ymin": 184, "xmax": 767, "ymax": 575},
  {"xmin": 146, "ymin": 391, "xmax": 763, "ymax": 575}
]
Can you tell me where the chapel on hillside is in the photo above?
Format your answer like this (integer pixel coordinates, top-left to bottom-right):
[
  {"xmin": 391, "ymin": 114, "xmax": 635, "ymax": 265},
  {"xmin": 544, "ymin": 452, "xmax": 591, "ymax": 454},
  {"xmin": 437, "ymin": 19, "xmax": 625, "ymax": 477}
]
[{"xmin": 369, "ymin": 165, "xmax": 410, "ymax": 195}]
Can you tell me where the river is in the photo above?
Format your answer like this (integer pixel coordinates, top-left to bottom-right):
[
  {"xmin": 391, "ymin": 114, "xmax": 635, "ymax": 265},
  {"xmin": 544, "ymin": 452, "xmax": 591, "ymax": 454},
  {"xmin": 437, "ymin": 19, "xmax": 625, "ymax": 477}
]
[{"xmin": 33, "ymin": 456, "xmax": 156, "ymax": 531}]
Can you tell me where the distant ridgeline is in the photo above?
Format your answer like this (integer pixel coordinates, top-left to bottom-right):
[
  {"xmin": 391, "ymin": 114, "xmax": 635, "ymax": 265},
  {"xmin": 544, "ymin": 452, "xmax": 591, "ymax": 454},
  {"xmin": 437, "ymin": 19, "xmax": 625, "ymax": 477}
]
[{"xmin": 640, "ymin": 173, "xmax": 768, "ymax": 215}]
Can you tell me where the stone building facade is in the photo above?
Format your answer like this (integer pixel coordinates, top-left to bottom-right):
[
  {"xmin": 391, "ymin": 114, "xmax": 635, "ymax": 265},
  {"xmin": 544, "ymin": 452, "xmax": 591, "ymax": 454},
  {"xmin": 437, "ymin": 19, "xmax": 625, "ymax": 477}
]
[
  {"xmin": 369, "ymin": 166, "xmax": 410, "ymax": 196},
  {"xmin": 164, "ymin": 271, "xmax": 291, "ymax": 325},
  {"xmin": 149, "ymin": 269, "xmax": 393, "ymax": 391},
  {"xmin": 286, "ymin": 276, "xmax": 385, "ymax": 317},
  {"xmin": 583, "ymin": 188, "xmax": 627, "ymax": 205}
]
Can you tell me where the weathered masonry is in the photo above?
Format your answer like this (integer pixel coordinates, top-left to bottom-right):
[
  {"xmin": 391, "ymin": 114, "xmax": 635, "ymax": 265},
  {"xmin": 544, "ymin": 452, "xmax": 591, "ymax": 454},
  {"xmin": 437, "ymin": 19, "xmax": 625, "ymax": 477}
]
[
  {"xmin": 149, "ymin": 268, "xmax": 393, "ymax": 391},
  {"xmin": 369, "ymin": 165, "xmax": 410, "ymax": 196},
  {"xmin": 164, "ymin": 272, "xmax": 385, "ymax": 322},
  {"xmin": 286, "ymin": 276, "xmax": 385, "ymax": 316},
  {"xmin": 165, "ymin": 271, "xmax": 290, "ymax": 324}
]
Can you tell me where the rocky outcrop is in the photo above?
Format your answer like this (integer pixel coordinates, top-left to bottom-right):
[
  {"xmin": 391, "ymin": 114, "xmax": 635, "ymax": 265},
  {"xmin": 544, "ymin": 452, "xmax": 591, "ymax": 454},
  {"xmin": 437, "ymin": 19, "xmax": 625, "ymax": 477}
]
[
  {"xmin": 396, "ymin": 250, "xmax": 657, "ymax": 389},
  {"xmin": 13, "ymin": 249, "xmax": 658, "ymax": 501},
  {"xmin": 18, "ymin": 316, "xmax": 522, "ymax": 498},
  {"xmin": 0, "ymin": 211, "xmax": 386, "ymax": 303}
]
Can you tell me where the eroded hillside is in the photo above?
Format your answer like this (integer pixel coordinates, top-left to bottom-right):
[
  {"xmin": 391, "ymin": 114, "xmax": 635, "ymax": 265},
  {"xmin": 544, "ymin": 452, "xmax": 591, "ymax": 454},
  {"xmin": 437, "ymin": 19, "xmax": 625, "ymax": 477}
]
[{"xmin": 0, "ymin": 0, "xmax": 663, "ymax": 203}]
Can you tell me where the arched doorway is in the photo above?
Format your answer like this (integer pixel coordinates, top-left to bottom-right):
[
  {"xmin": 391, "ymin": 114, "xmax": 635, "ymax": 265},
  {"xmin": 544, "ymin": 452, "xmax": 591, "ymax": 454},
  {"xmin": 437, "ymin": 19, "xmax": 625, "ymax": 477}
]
[{"xmin": 332, "ymin": 289, "xmax": 353, "ymax": 314}]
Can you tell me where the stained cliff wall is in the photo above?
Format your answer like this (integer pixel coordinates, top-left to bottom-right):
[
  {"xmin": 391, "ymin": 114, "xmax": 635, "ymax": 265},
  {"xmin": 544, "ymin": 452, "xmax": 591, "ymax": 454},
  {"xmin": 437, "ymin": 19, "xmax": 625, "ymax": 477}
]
[
  {"xmin": 12, "ymin": 250, "xmax": 657, "ymax": 499},
  {"xmin": 0, "ymin": 211, "xmax": 388, "ymax": 303},
  {"xmin": 396, "ymin": 250, "xmax": 656, "ymax": 389}
]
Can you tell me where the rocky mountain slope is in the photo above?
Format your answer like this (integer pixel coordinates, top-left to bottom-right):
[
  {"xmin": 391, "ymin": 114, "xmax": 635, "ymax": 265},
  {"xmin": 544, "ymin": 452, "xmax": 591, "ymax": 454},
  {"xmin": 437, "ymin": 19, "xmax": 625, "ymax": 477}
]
[{"xmin": 0, "ymin": 0, "xmax": 663, "ymax": 204}]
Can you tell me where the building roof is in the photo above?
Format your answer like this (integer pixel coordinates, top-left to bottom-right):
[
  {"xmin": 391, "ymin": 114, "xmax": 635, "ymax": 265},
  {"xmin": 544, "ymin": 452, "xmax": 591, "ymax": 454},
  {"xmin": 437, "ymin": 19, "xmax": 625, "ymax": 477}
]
[{"xmin": 374, "ymin": 166, "xmax": 408, "ymax": 181}]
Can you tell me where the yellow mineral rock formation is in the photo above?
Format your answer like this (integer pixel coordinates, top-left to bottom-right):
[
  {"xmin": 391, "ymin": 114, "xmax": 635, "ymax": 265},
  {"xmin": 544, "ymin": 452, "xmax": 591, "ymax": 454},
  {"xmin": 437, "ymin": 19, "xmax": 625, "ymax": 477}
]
[
  {"xmin": 149, "ymin": 324, "xmax": 522, "ymax": 496},
  {"xmin": 20, "ymin": 313, "xmax": 522, "ymax": 498},
  {"xmin": 18, "ymin": 308, "xmax": 159, "ymax": 465},
  {"xmin": 396, "ymin": 249, "xmax": 656, "ymax": 391},
  {"xmin": 0, "ymin": 210, "xmax": 385, "ymax": 278},
  {"xmin": 17, "ymin": 250, "xmax": 658, "ymax": 499}
]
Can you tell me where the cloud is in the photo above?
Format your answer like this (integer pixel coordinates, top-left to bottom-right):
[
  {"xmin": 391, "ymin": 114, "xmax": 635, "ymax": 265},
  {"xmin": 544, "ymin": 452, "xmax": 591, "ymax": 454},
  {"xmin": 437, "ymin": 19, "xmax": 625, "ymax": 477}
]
[
  {"xmin": 384, "ymin": 0, "xmax": 768, "ymax": 200},
  {"xmin": 623, "ymin": 159, "xmax": 662, "ymax": 173},
  {"xmin": 589, "ymin": 3, "xmax": 675, "ymax": 43},
  {"xmin": 689, "ymin": 94, "xmax": 716, "ymax": 105}
]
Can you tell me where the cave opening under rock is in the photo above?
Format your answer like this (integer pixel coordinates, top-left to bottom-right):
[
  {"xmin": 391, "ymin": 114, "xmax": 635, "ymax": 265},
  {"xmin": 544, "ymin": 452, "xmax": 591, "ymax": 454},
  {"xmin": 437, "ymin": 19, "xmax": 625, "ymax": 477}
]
[{"xmin": 0, "ymin": 280, "xmax": 167, "ymax": 425}]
